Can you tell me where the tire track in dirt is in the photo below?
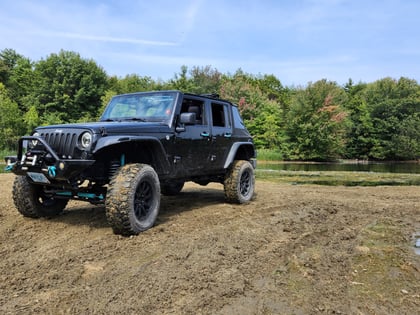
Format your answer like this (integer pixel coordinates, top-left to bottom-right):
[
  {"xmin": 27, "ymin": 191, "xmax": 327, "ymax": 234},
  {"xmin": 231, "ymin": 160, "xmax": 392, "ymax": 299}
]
[{"xmin": 0, "ymin": 174, "xmax": 419, "ymax": 314}]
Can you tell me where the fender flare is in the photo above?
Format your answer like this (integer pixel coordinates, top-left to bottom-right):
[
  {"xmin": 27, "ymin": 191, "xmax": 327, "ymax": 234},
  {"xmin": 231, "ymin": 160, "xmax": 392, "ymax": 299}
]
[
  {"xmin": 93, "ymin": 136, "xmax": 171, "ymax": 174},
  {"xmin": 223, "ymin": 142, "xmax": 257, "ymax": 169}
]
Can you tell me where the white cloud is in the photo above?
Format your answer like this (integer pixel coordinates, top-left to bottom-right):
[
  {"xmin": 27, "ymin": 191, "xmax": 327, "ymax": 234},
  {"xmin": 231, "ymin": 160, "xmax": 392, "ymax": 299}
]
[{"xmin": 29, "ymin": 31, "xmax": 178, "ymax": 46}]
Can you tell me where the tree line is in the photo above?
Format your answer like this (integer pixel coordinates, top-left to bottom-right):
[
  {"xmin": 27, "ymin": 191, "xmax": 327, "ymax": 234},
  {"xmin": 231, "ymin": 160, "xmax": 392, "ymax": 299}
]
[{"xmin": 1, "ymin": 48, "xmax": 419, "ymax": 161}]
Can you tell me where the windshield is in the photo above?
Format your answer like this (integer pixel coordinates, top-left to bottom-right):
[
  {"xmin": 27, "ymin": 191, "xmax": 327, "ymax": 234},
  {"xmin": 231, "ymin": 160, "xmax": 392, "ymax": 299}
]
[{"xmin": 100, "ymin": 92, "xmax": 177, "ymax": 123}]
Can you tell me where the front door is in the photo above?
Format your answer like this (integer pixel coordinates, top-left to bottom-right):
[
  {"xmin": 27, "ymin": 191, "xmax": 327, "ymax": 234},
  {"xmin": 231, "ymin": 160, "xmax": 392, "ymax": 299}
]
[{"xmin": 174, "ymin": 98, "xmax": 213, "ymax": 176}]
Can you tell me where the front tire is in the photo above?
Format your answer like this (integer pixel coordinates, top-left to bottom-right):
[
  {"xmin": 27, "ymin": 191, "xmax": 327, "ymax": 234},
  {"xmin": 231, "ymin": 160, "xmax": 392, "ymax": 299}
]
[
  {"xmin": 12, "ymin": 176, "xmax": 68, "ymax": 218},
  {"xmin": 105, "ymin": 164, "xmax": 161, "ymax": 236},
  {"xmin": 224, "ymin": 160, "xmax": 255, "ymax": 204}
]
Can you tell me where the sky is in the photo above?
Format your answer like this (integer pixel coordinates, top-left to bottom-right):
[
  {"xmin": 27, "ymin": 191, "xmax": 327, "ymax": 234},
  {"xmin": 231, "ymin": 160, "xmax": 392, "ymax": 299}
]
[{"xmin": 1, "ymin": 0, "xmax": 419, "ymax": 86}]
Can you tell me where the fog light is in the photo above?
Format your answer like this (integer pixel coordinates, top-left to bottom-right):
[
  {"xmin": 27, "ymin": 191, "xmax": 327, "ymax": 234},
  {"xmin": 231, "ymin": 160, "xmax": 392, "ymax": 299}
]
[{"xmin": 59, "ymin": 162, "xmax": 65, "ymax": 170}]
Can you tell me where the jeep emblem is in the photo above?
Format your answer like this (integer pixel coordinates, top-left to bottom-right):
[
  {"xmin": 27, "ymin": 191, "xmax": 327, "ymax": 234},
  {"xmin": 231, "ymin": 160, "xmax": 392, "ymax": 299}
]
[{"xmin": 55, "ymin": 129, "xmax": 63, "ymax": 133}]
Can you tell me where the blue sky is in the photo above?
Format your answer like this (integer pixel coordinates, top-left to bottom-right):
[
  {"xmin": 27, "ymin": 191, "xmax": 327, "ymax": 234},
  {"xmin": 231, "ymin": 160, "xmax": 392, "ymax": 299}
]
[{"xmin": 1, "ymin": 0, "xmax": 419, "ymax": 86}]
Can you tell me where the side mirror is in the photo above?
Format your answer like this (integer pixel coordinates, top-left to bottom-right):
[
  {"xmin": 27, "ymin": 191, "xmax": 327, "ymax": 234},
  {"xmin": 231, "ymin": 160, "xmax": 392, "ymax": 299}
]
[
  {"xmin": 176, "ymin": 112, "xmax": 197, "ymax": 133},
  {"xmin": 179, "ymin": 112, "xmax": 196, "ymax": 125}
]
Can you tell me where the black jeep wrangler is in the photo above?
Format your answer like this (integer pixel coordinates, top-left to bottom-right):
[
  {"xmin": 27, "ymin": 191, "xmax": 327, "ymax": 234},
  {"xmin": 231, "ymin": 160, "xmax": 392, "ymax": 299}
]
[{"xmin": 5, "ymin": 91, "xmax": 256, "ymax": 235}]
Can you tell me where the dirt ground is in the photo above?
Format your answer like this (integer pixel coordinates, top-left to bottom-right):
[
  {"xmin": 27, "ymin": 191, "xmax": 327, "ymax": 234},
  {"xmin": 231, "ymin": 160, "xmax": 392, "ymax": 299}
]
[{"xmin": 0, "ymin": 173, "xmax": 419, "ymax": 314}]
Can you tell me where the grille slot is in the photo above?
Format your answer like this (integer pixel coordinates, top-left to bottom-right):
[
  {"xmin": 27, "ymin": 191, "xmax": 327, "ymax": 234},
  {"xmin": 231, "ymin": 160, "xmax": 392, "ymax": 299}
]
[{"xmin": 40, "ymin": 131, "xmax": 78, "ymax": 158}]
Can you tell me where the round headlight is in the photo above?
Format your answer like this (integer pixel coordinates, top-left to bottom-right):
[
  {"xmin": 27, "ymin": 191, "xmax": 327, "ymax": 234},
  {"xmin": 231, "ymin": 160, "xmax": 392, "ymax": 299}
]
[
  {"xmin": 31, "ymin": 132, "xmax": 40, "ymax": 147},
  {"xmin": 80, "ymin": 132, "xmax": 92, "ymax": 149}
]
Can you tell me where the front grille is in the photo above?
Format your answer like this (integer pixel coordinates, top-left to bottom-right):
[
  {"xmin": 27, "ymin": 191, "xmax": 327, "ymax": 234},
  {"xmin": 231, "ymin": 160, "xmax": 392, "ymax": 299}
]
[{"xmin": 39, "ymin": 130, "xmax": 81, "ymax": 158}]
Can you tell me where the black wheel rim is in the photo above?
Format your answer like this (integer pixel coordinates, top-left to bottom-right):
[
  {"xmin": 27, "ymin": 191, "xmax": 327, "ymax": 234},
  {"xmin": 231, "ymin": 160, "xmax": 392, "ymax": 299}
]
[
  {"xmin": 134, "ymin": 180, "xmax": 154, "ymax": 221},
  {"xmin": 239, "ymin": 169, "xmax": 252, "ymax": 197}
]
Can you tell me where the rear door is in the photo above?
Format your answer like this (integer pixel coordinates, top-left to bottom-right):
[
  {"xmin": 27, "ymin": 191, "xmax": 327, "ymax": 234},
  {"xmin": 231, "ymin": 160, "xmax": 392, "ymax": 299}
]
[{"xmin": 208, "ymin": 101, "xmax": 233, "ymax": 171}]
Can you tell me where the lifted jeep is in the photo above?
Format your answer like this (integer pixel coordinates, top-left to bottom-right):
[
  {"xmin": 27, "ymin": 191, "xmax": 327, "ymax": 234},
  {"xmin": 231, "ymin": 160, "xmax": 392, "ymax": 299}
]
[{"xmin": 5, "ymin": 91, "xmax": 256, "ymax": 235}]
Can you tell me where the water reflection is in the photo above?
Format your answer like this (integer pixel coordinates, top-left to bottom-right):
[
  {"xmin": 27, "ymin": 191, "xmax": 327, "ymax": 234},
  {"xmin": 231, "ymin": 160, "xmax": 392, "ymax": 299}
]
[
  {"xmin": 415, "ymin": 244, "xmax": 420, "ymax": 256},
  {"xmin": 258, "ymin": 161, "xmax": 420, "ymax": 174},
  {"xmin": 414, "ymin": 233, "xmax": 420, "ymax": 256}
]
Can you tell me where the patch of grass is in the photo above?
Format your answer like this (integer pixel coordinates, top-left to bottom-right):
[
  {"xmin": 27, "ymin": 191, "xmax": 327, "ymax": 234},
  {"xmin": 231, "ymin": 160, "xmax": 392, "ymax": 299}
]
[
  {"xmin": 256, "ymin": 169, "xmax": 420, "ymax": 186},
  {"xmin": 350, "ymin": 220, "xmax": 419, "ymax": 309},
  {"xmin": 256, "ymin": 149, "xmax": 284, "ymax": 161}
]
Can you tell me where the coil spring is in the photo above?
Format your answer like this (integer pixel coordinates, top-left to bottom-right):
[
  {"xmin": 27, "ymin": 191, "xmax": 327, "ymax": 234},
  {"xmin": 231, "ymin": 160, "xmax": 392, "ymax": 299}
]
[{"xmin": 108, "ymin": 160, "xmax": 121, "ymax": 178}]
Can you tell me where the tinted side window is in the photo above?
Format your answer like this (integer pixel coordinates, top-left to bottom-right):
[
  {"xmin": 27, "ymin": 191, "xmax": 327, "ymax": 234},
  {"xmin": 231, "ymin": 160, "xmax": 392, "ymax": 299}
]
[
  {"xmin": 181, "ymin": 98, "xmax": 207, "ymax": 125},
  {"xmin": 211, "ymin": 103, "xmax": 230, "ymax": 128}
]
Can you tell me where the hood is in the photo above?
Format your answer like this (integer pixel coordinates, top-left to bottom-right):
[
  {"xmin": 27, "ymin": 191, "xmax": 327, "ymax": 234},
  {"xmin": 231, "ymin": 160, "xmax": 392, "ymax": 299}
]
[{"xmin": 35, "ymin": 121, "xmax": 172, "ymax": 135}]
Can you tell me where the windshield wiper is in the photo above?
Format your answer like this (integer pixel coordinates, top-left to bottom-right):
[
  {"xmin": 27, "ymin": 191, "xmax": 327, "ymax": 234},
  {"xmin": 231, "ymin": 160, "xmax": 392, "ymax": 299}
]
[
  {"xmin": 122, "ymin": 117, "xmax": 148, "ymax": 122},
  {"xmin": 103, "ymin": 117, "xmax": 148, "ymax": 122}
]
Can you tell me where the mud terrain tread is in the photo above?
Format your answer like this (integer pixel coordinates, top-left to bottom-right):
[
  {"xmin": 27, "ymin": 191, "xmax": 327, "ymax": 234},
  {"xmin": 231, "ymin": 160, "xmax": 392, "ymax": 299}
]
[
  {"xmin": 12, "ymin": 175, "xmax": 67, "ymax": 218},
  {"xmin": 105, "ymin": 163, "xmax": 160, "ymax": 236},
  {"xmin": 224, "ymin": 160, "xmax": 255, "ymax": 204}
]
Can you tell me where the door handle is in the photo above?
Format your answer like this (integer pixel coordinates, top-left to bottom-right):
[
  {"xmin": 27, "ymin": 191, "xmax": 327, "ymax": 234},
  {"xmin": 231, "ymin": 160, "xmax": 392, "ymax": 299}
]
[
  {"xmin": 200, "ymin": 132, "xmax": 210, "ymax": 137},
  {"xmin": 224, "ymin": 133, "xmax": 232, "ymax": 138}
]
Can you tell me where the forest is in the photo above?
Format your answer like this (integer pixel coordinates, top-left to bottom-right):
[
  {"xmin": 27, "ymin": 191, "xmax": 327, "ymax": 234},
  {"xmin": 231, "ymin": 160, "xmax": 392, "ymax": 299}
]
[{"xmin": 0, "ymin": 48, "xmax": 419, "ymax": 161}]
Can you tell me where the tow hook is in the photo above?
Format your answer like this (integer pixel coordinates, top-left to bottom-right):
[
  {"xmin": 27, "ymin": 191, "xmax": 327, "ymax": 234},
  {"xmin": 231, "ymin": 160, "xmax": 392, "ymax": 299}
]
[
  {"xmin": 48, "ymin": 166, "xmax": 57, "ymax": 178},
  {"xmin": 5, "ymin": 163, "xmax": 15, "ymax": 171}
]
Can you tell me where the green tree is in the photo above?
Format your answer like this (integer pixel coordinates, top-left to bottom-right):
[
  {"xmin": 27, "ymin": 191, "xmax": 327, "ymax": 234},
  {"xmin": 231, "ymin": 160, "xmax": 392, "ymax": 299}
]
[
  {"xmin": 189, "ymin": 65, "xmax": 222, "ymax": 94},
  {"xmin": 286, "ymin": 80, "xmax": 348, "ymax": 160},
  {"xmin": 0, "ymin": 48, "xmax": 22, "ymax": 84},
  {"xmin": 0, "ymin": 83, "xmax": 24, "ymax": 149},
  {"xmin": 0, "ymin": 58, "xmax": 9, "ymax": 84},
  {"xmin": 0, "ymin": 49, "xmax": 36, "ymax": 110},
  {"xmin": 168, "ymin": 65, "xmax": 196, "ymax": 92},
  {"xmin": 8, "ymin": 56, "xmax": 36, "ymax": 109},
  {"xmin": 363, "ymin": 77, "xmax": 420, "ymax": 159},
  {"xmin": 110, "ymin": 74, "xmax": 157, "ymax": 94},
  {"xmin": 256, "ymin": 74, "xmax": 288, "ymax": 103},
  {"xmin": 247, "ymin": 100, "xmax": 285, "ymax": 149},
  {"xmin": 220, "ymin": 70, "xmax": 287, "ymax": 151},
  {"xmin": 220, "ymin": 70, "xmax": 259, "ymax": 121},
  {"xmin": 392, "ymin": 114, "xmax": 420, "ymax": 160},
  {"xmin": 23, "ymin": 104, "xmax": 40, "ymax": 133},
  {"xmin": 33, "ymin": 50, "xmax": 108, "ymax": 123},
  {"xmin": 343, "ymin": 80, "xmax": 374, "ymax": 159}
]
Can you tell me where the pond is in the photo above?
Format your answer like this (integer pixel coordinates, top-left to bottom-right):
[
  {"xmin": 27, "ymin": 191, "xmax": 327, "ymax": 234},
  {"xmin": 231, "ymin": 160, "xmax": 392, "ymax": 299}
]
[
  {"xmin": 1, "ymin": 161, "xmax": 420, "ymax": 174},
  {"xmin": 258, "ymin": 161, "xmax": 420, "ymax": 174}
]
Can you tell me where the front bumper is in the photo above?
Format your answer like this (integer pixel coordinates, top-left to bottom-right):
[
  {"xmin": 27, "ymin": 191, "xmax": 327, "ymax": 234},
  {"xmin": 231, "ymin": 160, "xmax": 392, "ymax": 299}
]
[{"xmin": 5, "ymin": 136, "xmax": 95, "ymax": 182}]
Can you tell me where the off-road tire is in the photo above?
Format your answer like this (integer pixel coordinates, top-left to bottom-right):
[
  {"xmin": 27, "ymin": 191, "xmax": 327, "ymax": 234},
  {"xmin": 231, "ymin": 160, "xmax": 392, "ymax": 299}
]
[
  {"xmin": 105, "ymin": 163, "xmax": 161, "ymax": 236},
  {"xmin": 12, "ymin": 175, "xmax": 68, "ymax": 218},
  {"xmin": 161, "ymin": 181, "xmax": 184, "ymax": 196},
  {"xmin": 224, "ymin": 160, "xmax": 255, "ymax": 204}
]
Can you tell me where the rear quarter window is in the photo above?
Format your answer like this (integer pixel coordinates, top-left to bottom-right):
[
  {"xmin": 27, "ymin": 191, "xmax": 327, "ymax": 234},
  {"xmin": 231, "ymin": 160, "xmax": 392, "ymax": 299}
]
[{"xmin": 232, "ymin": 106, "xmax": 245, "ymax": 129}]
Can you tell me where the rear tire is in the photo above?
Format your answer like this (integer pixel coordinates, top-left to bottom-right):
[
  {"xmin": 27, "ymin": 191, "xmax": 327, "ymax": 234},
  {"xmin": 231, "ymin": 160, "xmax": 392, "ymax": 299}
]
[
  {"xmin": 105, "ymin": 164, "xmax": 161, "ymax": 236},
  {"xmin": 12, "ymin": 176, "xmax": 68, "ymax": 218},
  {"xmin": 224, "ymin": 160, "xmax": 255, "ymax": 204}
]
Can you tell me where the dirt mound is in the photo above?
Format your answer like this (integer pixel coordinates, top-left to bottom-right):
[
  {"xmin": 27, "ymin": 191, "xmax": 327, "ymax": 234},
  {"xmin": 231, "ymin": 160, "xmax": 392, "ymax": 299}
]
[{"xmin": 0, "ymin": 173, "xmax": 419, "ymax": 314}]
